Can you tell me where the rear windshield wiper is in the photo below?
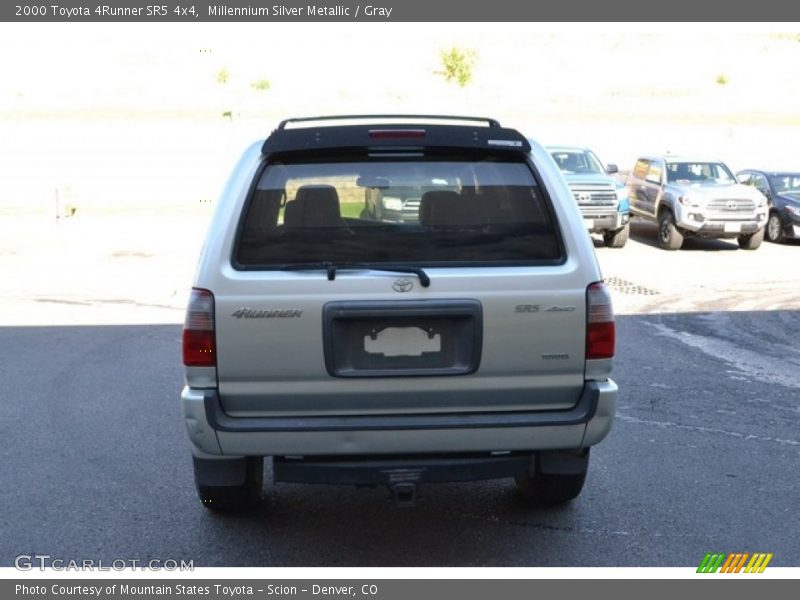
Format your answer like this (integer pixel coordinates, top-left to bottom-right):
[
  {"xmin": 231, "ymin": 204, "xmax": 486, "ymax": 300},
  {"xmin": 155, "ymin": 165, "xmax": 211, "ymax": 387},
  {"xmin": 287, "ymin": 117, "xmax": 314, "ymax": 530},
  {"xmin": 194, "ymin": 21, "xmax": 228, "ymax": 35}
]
[{"xmin": 277, "ymin": 262, "xmax": 430, "ymax": 287}]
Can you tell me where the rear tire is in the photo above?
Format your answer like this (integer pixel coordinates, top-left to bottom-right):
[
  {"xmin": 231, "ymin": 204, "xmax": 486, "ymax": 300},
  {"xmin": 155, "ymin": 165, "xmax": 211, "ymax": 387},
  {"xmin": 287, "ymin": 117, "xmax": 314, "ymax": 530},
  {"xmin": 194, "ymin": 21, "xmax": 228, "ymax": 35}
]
[
  {"xmin": 737, "ymin": 227, "xmax": 764, "ymax": 250},
  {"xmin": 603, "ymin": 223, "xmax": 629, "ymax": 248},
  {"xmin": 195, "ymin": 456, "xmax": 264, "ymax": 513},
  {"xmin": 765, "ymin": 212, "xmax": 785, "ymax": 243},
  {"xmin": 658, "ymin": 210, "xmax": 683, "ymax": 250},
  {"xmin": 515, "ymin": 449, "xmax": 589, "ymax": 505}
]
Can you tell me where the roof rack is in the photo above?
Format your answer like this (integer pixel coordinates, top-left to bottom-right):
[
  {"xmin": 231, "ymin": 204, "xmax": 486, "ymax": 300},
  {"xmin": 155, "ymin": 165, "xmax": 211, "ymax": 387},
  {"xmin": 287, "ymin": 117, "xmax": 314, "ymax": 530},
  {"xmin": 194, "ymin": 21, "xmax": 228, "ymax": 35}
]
[{"xmin": 277, "ymin": 115, "xmax": 502, "ymax": 130}]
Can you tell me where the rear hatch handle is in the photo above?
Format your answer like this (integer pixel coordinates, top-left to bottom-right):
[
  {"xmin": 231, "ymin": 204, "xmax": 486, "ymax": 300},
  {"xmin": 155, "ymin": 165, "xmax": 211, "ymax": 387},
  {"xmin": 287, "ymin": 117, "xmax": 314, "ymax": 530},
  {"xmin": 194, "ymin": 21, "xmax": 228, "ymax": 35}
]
[{"xmin": 278, "ymin": 262, "xmax": 431, "ymax": 287}]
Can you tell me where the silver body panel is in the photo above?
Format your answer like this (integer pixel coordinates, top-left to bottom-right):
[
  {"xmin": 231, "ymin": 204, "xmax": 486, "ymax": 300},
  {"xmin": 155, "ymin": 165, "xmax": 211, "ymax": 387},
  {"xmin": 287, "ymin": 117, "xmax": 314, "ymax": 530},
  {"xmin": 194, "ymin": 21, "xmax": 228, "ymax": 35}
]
[{"xmin": 182, "ymin": 380, "xmax": 617, "ymax": 457}]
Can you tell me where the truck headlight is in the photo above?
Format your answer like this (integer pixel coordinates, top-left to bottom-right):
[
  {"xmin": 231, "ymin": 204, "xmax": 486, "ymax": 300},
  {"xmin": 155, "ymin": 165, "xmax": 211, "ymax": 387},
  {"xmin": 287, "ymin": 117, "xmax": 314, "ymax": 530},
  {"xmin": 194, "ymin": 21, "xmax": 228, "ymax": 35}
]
[
  {"xmin": 678, "ymin": 192, "xmax": 703, "ymax": 207},
  {"xmin": 615, "ymin": 189, "xmax": 630, "ymax": 213},
  {"xmin": 382, "ymin": 196, "xmax": 403, "ymax": 211}
]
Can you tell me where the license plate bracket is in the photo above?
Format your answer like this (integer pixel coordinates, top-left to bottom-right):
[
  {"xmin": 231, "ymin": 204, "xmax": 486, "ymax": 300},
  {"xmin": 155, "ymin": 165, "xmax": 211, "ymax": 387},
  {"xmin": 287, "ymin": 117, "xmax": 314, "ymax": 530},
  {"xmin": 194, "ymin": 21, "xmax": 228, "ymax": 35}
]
[
  {"xmin": 323, "ymin": 300, "xmax": 482, "ymax": 377},
  {"xmin": 364, "ymin": 326, "xmax": 442, "ymax": 357}
]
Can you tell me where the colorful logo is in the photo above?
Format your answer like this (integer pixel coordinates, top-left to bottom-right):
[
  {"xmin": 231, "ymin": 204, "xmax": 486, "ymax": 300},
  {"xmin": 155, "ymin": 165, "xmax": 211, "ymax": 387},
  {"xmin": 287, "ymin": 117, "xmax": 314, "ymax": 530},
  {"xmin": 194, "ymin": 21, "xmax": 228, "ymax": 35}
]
[{"xmin": 697, "ymin": 552, "xmax": 773, "ymax": 573}]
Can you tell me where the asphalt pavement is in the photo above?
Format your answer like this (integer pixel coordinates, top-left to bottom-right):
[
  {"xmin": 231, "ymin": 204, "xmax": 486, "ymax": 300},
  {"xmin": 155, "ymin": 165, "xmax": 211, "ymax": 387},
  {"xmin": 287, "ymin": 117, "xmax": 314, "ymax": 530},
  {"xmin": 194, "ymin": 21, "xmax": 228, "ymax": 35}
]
[{"xmin": 1, "ymin": 309, "xmax": 798, "ymax": 567}]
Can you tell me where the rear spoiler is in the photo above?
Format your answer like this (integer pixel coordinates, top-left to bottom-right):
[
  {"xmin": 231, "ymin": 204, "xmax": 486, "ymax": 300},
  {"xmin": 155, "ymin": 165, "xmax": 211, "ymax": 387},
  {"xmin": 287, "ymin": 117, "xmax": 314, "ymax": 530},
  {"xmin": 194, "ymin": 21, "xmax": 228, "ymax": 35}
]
[{"xmin": 261, "ymin": 115, "xmax": 531, "ymax": 155}]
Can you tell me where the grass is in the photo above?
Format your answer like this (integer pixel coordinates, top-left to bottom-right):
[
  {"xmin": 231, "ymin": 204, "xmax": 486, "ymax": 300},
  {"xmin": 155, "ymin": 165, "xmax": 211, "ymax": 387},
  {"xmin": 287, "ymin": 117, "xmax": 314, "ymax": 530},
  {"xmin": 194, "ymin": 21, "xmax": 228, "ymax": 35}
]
[{"xmin": 340, "ymin": 202, "xmax": 364, "ymax": 219}]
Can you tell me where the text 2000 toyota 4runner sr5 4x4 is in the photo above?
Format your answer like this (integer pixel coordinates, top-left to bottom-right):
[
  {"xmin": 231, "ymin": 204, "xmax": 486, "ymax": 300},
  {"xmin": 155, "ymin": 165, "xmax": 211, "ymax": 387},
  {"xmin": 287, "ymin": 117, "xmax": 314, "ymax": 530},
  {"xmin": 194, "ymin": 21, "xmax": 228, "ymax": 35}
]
[{"xmin": 181, "ymin": 115, "xmax": 617, "ymax": 512}]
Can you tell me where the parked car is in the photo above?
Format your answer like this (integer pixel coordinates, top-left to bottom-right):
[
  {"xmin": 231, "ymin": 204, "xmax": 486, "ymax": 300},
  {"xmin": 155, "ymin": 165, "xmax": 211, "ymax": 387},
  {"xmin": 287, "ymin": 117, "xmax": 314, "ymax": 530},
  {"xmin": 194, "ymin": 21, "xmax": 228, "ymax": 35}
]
[
  {"xmin": 736, "ymin": 170, "xmax": 800, "ymax": 243},
  {"xmin": 181, "ymin": 115, "xmax": 617, "ymax": 512},
  {"xmin": 627, "ymin": 156, "xmax": 767, "ymax": 250},
  {"xmin": 358, "ymin": 172, "xmax": 460, "ymax": 223},
  {"xmin": 546, "ymin": 145, "xmax": 630, "ymax": 247}
]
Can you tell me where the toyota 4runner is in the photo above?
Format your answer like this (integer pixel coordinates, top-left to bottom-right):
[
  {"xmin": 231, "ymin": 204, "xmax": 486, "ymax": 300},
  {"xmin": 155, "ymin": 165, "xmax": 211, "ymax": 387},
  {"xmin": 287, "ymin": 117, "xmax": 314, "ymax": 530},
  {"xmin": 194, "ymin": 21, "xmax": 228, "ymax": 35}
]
[{"xmin": 181, "ymin": 115, "xmax": 618, "ymax": 512}]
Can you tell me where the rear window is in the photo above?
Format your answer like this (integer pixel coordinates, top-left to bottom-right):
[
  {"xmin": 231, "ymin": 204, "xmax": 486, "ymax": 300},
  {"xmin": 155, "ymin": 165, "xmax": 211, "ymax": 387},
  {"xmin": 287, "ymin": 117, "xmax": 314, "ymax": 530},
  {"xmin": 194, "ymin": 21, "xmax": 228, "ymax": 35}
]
[{"xmin": 235, "ymin": 158, "xmax": 562, "ymax": 268}]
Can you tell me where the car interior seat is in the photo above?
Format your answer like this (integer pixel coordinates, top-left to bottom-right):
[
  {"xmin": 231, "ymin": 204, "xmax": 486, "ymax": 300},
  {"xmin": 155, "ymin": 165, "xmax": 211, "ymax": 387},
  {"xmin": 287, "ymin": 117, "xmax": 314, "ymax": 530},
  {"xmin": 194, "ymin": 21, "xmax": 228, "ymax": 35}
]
[{"xmin": 283, "ymin": 185, "xmax": 343, "ymax": 227}]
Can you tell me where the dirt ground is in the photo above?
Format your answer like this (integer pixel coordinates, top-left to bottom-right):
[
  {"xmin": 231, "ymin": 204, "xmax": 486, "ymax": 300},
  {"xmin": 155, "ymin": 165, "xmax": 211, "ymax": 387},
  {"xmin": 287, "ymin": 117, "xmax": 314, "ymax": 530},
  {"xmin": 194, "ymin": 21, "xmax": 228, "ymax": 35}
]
[
  {"xmin": 2, "ymin": 27, "xmax": 799, "ymax": 324},
  {"xmin": 596, "ymin": 220, "xmax": 800, "ymax": 314}
]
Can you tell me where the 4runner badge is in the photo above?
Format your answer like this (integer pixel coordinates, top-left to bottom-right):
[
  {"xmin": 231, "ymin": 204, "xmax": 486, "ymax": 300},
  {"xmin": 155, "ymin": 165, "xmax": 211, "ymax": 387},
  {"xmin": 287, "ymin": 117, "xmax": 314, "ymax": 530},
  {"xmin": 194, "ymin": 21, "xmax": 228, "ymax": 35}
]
[
  {"xmin": 231, "ymin": 308, "xmax": 303, "ymax": 319},
  {"xmin": 392, "ymin": 279, "xmax": 414, "ymax": 293}
]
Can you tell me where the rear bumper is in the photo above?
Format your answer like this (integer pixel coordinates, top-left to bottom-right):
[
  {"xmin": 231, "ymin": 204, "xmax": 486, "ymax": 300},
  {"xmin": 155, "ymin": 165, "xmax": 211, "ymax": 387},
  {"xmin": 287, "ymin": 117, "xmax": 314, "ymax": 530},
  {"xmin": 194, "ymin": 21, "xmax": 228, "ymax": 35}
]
[{"xmin": 182, "ymin": 379, "xmax": 617, "ymax": 457}]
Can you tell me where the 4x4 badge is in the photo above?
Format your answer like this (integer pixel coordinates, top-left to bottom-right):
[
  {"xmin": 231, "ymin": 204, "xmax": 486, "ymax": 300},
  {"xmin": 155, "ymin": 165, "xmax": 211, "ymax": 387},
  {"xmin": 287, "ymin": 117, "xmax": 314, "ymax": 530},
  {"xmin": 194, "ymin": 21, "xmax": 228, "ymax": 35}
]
[{"xmin": 392, "ymin": 279, "xmax": 414, "ymax": 293}]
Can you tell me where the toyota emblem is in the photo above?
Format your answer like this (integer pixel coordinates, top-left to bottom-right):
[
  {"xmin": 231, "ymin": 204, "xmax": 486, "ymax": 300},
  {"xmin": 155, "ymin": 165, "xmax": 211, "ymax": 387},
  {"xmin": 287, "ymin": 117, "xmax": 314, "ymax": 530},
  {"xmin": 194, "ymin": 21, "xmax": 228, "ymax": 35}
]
[{"xmin": 392, "ymin": 279, "xmax": 414, "ymax": 293}]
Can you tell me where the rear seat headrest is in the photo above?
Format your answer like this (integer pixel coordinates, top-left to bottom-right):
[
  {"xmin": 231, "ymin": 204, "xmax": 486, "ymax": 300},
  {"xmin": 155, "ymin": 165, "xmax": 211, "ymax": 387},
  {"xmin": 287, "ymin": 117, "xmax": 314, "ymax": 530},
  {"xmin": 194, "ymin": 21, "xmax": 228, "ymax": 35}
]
[
  {"xmin": 284, "ymin": 185, "xmax": 342, "ymax": 227},
  {"xmin": 420, "ymin": 190, "xmax": 468, "ymax": 226}
]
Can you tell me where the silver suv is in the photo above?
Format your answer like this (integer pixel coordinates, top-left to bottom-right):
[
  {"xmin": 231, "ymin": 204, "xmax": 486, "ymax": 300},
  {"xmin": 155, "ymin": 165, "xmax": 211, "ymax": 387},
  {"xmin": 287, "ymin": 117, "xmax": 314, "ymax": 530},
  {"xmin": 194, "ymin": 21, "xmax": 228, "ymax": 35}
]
[
  {"xmin": 627, "ymin": 156, "xmax": 767, "ymax": 250},
  {"xmin": 181, "ymin": 115, "xmax": 617, "ymax": 512}
]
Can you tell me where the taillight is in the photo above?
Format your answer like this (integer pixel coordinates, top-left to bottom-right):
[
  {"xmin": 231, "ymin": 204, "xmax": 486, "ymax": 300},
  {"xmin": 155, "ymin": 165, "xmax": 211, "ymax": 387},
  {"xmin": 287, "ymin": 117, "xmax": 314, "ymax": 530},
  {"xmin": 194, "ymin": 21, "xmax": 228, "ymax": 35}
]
[
  {"xmin": 182, "ymin": 288, "xmax": 216, "ymax": 367},
  {"xmin": 586, "ymin": 282, "xmax": 615, "ymax": 360},
  {"xmin": 368, "ymin": 129, "xmax": 426, "ymax": 139}
]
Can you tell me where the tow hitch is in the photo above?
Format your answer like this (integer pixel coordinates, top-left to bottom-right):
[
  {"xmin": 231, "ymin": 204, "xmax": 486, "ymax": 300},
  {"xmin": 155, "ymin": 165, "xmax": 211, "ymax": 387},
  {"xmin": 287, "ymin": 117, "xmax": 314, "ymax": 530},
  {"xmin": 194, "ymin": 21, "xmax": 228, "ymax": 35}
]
[
  {"xmin": 273, "ymin": 453, "xmax": 534, "ymax": 507},
  {"xmin": 389, "ymin": 482, "xmax": 418, "ymax": 507}
]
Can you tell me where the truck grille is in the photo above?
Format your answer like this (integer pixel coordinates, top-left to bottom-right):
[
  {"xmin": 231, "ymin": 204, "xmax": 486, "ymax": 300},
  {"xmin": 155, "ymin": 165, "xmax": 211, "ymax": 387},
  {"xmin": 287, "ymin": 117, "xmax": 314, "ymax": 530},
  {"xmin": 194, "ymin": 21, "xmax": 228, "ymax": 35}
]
[
  {"xmin": 705, "ymin": 198, "xmax": 756, "ymax": 220},
  {"xmin": 402, "ymin": 197, "xmax": 421, "ymax": 221},
  {"xmin": 568, "ymin": 183, "xmax": 618, "ymax": 218}
]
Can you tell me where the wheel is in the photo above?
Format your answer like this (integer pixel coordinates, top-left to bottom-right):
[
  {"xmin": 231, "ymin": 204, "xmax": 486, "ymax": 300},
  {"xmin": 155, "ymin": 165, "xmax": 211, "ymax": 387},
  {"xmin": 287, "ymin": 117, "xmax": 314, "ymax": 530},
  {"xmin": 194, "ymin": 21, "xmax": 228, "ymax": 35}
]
[
  {"xmin": 737, "ymin": 227, "xmax": 764, "ymax": 250},
  {"xmin": 658, "ymin": 210, "xmax": 684, "ymax": 250},
  {"xmin": 765, "ymin": 212, "xmax": 785, "ymax": 243},
  {"xmin": 194, "ymin": 456, "xmax": 263, "ymax": 513},
  {"xmin": 515, "ymin": 449, "xmax": 589, "ymax": 505},
  {"xmin": 603, "ymin": 222, "xmax": 629, "ymax": 248}
]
